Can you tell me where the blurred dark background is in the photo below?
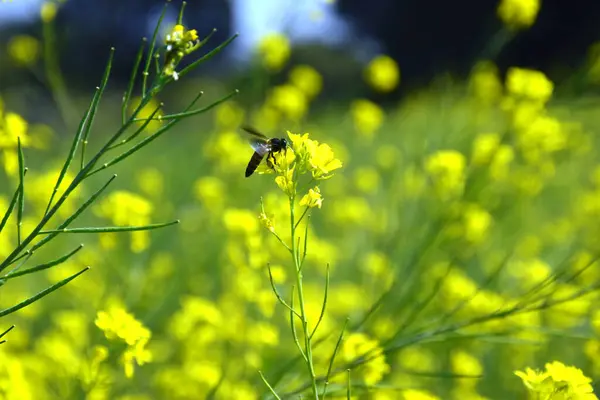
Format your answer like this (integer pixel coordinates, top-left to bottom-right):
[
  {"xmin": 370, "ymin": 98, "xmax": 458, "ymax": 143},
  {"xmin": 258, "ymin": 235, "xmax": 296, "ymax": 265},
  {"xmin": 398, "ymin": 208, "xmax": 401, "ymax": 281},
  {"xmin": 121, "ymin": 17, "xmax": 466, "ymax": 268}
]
[{"xmin": 1, "ymin": 0, "xmax": 600, "ymax": 99}]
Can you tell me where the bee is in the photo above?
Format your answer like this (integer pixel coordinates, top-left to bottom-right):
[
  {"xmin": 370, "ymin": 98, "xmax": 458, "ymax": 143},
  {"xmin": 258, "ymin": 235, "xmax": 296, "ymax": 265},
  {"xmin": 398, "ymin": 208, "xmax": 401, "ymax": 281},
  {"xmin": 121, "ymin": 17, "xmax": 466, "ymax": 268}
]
[{"xmin": 242, "ymin": 125, "xmax": 289, "ymax": 178}]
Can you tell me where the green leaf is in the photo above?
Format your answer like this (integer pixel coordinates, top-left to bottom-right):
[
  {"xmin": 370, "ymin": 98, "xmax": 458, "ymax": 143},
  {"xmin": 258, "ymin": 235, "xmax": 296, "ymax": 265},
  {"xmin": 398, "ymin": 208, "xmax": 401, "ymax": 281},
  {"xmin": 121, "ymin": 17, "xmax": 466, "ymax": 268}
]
[
  {"xmin": 81, "ymin": 47, "xmax": 115, "ymax": 169},
  {"xmin": 111, "ymin": 102, "xmax": 164, "ymax": 150},
  {"xmin": 0, "ymin": 174, "xmax": 23, "ymax": 235},
  {"xmin": 86, "ymin": 90, "xmax": 211, "ymax": 177},
  {"xmin": 16, "ymin": 137, "xmax": 26, "ymax": 245},
  {"xmin": 0, "ymin": 267, "xmax": 89, "ymax": 318},
  {"xmin": 29, "ymin": 175, "xmax": 117, "ymax": 255},
  {"xmin": 133, "ymin": 89, "xmax": 237, "ymax": 122},
  {"xmin": 258, "ymin": 371, "xmax": 282, "ymax": 400},
  {"xmin": 44, "ymin": 47, "xmax": 113, "ymax": 216},
  {"xmin": 3, "ymin": 244, "xmax": 84, "ymax": 280},
  {"xmin": 39, "ymin": 220, "xmax": 180, "ymax": 234},
  {"xmin": 122, "ymin": 38, "xmax": 147, "ymax": 125},
  {"xmin": 143, "ymin": 2, "xmax": 168, "ymax": 95},
  {"xmin": 0, "ymin": 325, "xmax": 15, "ymax": 344}
]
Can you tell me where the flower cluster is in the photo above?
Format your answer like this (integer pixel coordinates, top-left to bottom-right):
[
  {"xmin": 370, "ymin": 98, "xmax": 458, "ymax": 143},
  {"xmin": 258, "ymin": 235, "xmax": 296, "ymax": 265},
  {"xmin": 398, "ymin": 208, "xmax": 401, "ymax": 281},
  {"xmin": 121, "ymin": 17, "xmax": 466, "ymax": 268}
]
[
  {"xmin": 515, "ymin": 361, "xmax": 597, "ymax": 399},
  {"xmin": 256, "ymin": 131, "xmax": 342, "ymax": 206},
  {"xmin": 163, "ymin": 24, "xmax": 202, "ymax": 80},
  {"xmin": 95, "ymin": 305, "xmax": 153, "ymax": 378}
]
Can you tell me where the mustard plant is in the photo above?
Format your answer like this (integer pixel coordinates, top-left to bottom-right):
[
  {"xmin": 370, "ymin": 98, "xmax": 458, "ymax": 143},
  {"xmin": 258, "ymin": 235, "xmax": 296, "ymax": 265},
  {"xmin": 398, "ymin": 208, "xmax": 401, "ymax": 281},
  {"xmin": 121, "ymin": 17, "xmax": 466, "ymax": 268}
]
[
  {"xmin": 255, "ymin": 131, "xmax": 343, "ymax": 399},
  {"xmin": 0, "ymin": 1, "xmax": 237, "ymax": 337}
]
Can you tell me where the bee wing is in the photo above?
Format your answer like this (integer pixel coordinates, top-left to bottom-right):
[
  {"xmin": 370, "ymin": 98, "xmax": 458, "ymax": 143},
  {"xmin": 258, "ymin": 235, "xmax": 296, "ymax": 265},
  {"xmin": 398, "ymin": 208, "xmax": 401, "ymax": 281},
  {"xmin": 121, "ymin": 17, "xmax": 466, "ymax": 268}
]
[
  {"xmin": 249, "ymin": 137, "xmax": 271, "ymax": 156},
  {"xmin": 242, "ymin": 125, "xmax": 269, "ymax": 139}
]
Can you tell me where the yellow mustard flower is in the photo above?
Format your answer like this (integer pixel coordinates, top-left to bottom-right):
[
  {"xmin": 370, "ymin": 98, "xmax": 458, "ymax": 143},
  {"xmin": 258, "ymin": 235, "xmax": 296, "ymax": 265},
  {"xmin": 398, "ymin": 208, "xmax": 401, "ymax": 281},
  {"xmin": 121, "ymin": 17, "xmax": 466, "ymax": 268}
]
[
  {"xmin": 489, "ymin": 144, "xmax": 514, "ymax": 181},
  {"xmin": 425, "ymin": 150, "xmax": 467, "ymax": 199},
  {"xmin": 257, "ymin": 32, "xmax": 291, "ymax": 71},
  {"xmin": 342, "ymin": 332, "xmax": 390, "ymax": 385},
  {"xmin": 497, "ymin": 0, "xmax": 540, "ymax": 29},
  {"xmin": 516, "ymin": 361, "xmax": 597, "ymax": 399},
  {"xmin": 163, "ymin": 24, "xmax": 202, "ymax": 80},
  {"xmin": 289, "ymin": 64, "xmax": 323, "ymax": 98},
  {"xmin": 364, "ymin": 55, "xmax": 400, "ymax": 92},
  {"xmin": 351, "ymin": 99, "xmax": 384, "ymax": 138},
  {"xmin": 506, "ymin": 67, "xmax": 553, "ymax": 103},
  {"xmin": 308, "ymin": 142, "xmax": 343, "ymax": 180},
  {"xmin": 94, "ymin": 191, "xmax": 154, "ymax": 253},
  {"xmin": 469, "ymin": 61, "xmax": 503, "ymax": 104},
  {"xmin": 122, "ymin": 337, "xmax": 152, "ymax": 379},
  {"xmin": 0, "ymin": 111, "xmax": 30, "ymax": 149},
  {"xmin": 215, "ymin": 101, "xmax": 245, "ymax": 130},
  {"xmin": 194, "ymin": 176, "xmax": 226, "ymax": 210},
  {"xmin": 299, "ymin": 186, "xmax": 323, "ymax": 208},
  {"xmin": 7, "ymin": 35, "xmax": 40, "ymax": 66},
  {"xmin": 223, "ymin": 208, "xmax": 260, "ymax": 235},
  {"xmin": 471, "ymin": 132, "xmax": 501, "ymax": 165},
  {"xmin": 402, "ymin": 389, "xmax": 440, "ymax": 400},
  {"xmin": 268, "ymin": 84, "xmax": 308, "ymax": 121},
  {"xmin": 451, "ymin": 351, "xmax": 483, "ymax": 377},
  {"xmin": 136, "ymin": 167, "xmax": 164, "ymax": 198},
  {"xmin": 40, "ymin": 1, "xmax": 57, "ymax": 22},
  {"xmin": 376, "ymin": 144, "xmax": 401, "ymax": 170},
  {"xmin": 462, "ymin": 204, "xmax": 493, "ymax": 244},
  {"xmin": 95, "ymin": 305, "xmax": 151, "ymax": 346},
  {"xmin": 353, "ymin": 166, "xmax": 380, "ymax": 194},
  {"xmin": 286, "ymin": 131, "xmax": 342, "ymax": 180}
]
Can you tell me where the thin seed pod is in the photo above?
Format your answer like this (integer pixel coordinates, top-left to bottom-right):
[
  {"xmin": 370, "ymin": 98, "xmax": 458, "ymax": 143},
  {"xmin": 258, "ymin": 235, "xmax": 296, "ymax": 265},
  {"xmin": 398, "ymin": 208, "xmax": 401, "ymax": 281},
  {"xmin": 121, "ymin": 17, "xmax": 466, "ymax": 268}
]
[{"xmin": 0, "ymin": 267, "xmax": 89, "ymax": 318}]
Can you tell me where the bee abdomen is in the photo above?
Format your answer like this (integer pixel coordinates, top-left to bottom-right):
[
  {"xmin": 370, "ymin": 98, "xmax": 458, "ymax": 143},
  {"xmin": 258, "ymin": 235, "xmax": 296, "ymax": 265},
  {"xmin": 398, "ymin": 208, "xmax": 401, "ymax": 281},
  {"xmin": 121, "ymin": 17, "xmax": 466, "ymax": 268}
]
[{"xmin": 245, "ymin": 151, "xmax": 265, "ymax": 177}]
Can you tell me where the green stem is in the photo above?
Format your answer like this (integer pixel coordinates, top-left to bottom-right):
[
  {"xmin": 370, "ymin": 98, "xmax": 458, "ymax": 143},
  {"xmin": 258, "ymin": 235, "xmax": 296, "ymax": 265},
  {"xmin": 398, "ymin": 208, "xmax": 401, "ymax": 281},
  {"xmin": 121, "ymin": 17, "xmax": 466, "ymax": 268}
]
[{"xmin": 289, "ymin": 195, "xmax": 319, "ymax": 399}]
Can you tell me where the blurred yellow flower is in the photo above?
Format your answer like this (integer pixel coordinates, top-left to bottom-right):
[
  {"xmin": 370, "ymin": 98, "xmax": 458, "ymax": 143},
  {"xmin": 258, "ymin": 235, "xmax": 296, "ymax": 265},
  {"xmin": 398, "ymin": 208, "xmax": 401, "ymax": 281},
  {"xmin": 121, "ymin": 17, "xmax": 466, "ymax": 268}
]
[
  {"xmin": 7, "ymin": 35, "xmax": 40, "ymax": 66},
  {"xmin": 194, "ymin": 176, "xmax": 226, "ymax": 210},
  {"xmin": 136, "ymin": 167, "xmax": 164, "ymax": 198},
  {"xmin": 351, "ymin": 99, "xmax": 384, "ymax": 138},
  {"xmin": 129, "ymin": 97, "xmax": 163, "ymax": 133},
  {"xmin": 289, "ymin": 64, "xmax": 323, "ymax": 98},
  {"xmin": 469, "ymin": 61, "xmax": 503, "ymax": 104},
  {"xmin": 517, "ymin": 115, "xmax": 566, "ymax": 163},
  {"xmin": 497, "ymin": 0, "xmax": 540, "ymax": 29},
  {"xmin": 451, "ymin": 351, "xmax": 483, "ymax": 377},
  {"xmin": 402, "ymin": 389, "xmax": 440, "ymax": 400},
  {"xmin": 250, "ymin": 105, "xmax": 281, "ymax": 133},
  {"xmin": 40, "ymin": 1, "xmax": 57, "ymax": 22},
  {"xmin": 215, "ymin": 101, "xmax": 245, "ymax": 130},
  {"xmin": 353, "ymin": 166, "xmax": 380, "ymax": 194},
  {"xmin": 94, "ymin": 191, "xmax": 154, "ymax": 253},
  {"xmin": 489, "ymin": 144, "xmax": 514, "ymax": 181},
  {"xmin": 342, "ymin": 333, "xmax": 390, "ymax": 385},
  {"xmin": 472, "ymin": 132, "xmax": 501, "ymax": 165},
  {"xmin": 462, "ymin": 204, "xmax": 493, "ymax": 244},
  {"xmin": 376, "ymin": 144, "xmax": 400, "ymax": 170},
  {"xmin": 95, "ymin": 305, "xmax": 151, "ymax": 346},
  {"xmin": 515, "ymin": 361, "xmax": 596, "ymax": 399},
  {"xmin": 268, "ymin": 84, "xmax": 308, "ymax": 121},
  {"xmin": 365, "ymin": 55, "xmax": 400, "ymax": 92},
  {"xmin": 257, "ymin": 32, "xmax": 291, "ymax": 71},
  {"xmin": 299, "ymin": 186, "xmax": 323, "ymax": 208},
  {"xmin": 122, "ymin": 337, "xmax": 152, "ymax": 379},
  {"xmin": 425, "ymin": 150, "xmax": 467, "ymax": 199},
  {"xmin": 506, "ymin": 67, "xmax": 553, "ymax": 103},
  {"xmin": 223, "ymin": 208, "xmax": 260, "ymax": 235},
  {"xmin": 0, "ymin": 111, "xmax": 30, "ymax": 149}
]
